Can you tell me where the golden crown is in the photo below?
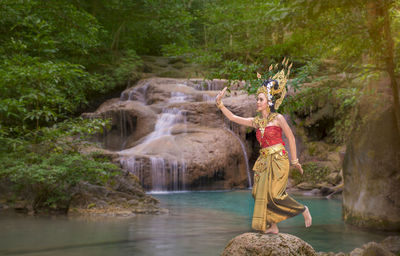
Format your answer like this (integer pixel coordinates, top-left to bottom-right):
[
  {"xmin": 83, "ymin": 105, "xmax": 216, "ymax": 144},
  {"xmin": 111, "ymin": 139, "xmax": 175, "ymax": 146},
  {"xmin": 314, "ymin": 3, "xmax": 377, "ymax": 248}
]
[{"xmin": 256, "ymin": 57, "xmax": 293, "ymax": 110}]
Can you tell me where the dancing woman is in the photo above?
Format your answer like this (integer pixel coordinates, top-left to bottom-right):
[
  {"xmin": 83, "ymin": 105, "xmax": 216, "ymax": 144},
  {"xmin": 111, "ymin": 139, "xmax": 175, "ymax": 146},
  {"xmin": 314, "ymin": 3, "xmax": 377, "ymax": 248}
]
[{"xmin": 215, "ymin": 65, "xmax": 312, "ymax": 234}]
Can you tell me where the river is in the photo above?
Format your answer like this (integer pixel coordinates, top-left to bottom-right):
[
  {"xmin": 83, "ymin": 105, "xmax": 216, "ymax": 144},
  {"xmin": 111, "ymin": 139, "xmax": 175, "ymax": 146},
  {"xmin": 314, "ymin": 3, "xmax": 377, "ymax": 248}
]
[{"xmin": 0, "ymin": 189, "xmax": 397, "ymax": 256}]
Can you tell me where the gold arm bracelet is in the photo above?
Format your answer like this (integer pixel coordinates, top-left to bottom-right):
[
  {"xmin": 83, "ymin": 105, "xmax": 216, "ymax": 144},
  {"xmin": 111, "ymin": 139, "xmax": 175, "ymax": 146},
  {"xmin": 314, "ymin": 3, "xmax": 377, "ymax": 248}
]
[
  {"xmin": 216, "ymin": 101, "xmax": 224, "ymax": 109},
  {"xmin": 291, "ymin": 158, "xmax": 299, "ymax": 165}
]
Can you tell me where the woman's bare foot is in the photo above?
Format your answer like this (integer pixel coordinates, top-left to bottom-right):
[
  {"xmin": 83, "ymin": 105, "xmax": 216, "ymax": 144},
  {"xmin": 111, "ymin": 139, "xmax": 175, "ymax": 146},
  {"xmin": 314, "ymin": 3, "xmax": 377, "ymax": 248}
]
[
  {"xmin": 302, "ymin": 206, "xmax": 312, "ymax": 227},
  {"xmin": 263, "ymin": 223, "xmax": 279, "ymax": 234}
]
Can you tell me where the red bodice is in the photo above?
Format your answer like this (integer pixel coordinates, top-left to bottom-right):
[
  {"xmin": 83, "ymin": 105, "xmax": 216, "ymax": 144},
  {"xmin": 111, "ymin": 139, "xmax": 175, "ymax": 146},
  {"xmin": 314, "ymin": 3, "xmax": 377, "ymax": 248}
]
[{"xmin": 256, "ymin": 126, "xmax": 285, "ymax": 148}]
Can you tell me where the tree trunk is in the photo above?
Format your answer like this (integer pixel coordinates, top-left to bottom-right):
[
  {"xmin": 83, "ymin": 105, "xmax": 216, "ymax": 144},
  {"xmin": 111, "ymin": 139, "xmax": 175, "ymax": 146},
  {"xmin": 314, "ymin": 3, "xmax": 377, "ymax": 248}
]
[
  {"xmin": 366, "ymin": 0, "xmax": 400, "ymax": 135},
  {"xmin": 382, "ymin": 0, "xmax": 400, "ymax": 136}
]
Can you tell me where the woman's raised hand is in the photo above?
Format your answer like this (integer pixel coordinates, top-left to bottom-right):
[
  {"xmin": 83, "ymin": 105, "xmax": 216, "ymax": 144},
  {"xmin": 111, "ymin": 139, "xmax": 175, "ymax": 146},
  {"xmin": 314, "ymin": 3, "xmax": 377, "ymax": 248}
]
[{"xmin": 216, "ymin": 87, "xmax": 228, "ymax": 104}]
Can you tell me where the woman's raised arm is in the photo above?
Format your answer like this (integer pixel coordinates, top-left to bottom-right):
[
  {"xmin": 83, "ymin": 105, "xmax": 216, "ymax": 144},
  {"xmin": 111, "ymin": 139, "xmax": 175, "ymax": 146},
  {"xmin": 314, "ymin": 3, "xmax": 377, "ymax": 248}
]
[{"xmin": 216, "ymin": 87, "xmax": 255, "ymax": 128}]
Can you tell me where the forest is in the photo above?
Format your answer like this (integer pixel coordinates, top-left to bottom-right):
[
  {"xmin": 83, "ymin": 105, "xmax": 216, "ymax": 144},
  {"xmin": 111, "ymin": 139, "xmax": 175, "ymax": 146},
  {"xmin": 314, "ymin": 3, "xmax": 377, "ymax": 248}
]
[{"xmin": 0, "ymin": 0, "xmax": 398, "ymax": 211}]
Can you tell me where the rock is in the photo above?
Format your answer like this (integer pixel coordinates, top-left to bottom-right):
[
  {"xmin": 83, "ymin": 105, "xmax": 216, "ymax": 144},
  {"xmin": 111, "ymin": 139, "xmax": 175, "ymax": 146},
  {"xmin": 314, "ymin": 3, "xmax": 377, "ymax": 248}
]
[
  {"xmin": 342, "ymin": 106, "xmax": 400, "ymax": 231},
  {"xmin": 326, "ymin": 172, "xmax": 341, "ymax": 185},
  {"xmin": 320, "ymin": 182, "xmax": 344, "ymax": 198},
  {"xmin": 379, "ymin": 236, "xmax": 400, "ymax": 254},
  {"xmin": 222, "ymin": 232, "xmax": 317, "ymax": 256},
  {"xmin": 305, "ymin": 188, "xmax": 322, "ymax": 196},
  {"xmin": 68, "ymin": 170, "xmax": 167, "ymax": 217},
  {"xmin": 13, "ymin": 200, "xmax": 33, "ymax": 214},
  {"xmin": 349, "ymin": 241, "xmax": 395, "ymax": 256},
  {"xmin": 316, "ymin": 236, "xmax": 400, "ymax": 256},
  {"xmin": 316, "ymin": 181, "xmax": 332, "ymax": 188},
  {"xmin": 317, "ymin": 252, "xmax": 345, "ymax": 256},
  {"xmin": 84, "ymin": 77, "xmax": 257, "ymax": 191},
  {"xmin": 320, "ymin": 186, "xmax": 335, "ymax": 196},
  {"xmin": 296, "ymin": 182, "xmax": 316, "ymax": 190},
  {"xmin": 81, "ymin": 97, "xmax": 158, "ymax": 151},
  {"xmin": 306, "ymin": 141, "xmax": 333, "ymax": 159},
  {"xmin": 118, "ymin": 124, "xmax": 250, "ymax": 190},
  {"xmin": 326, "ymin": 151, "xmax": 342, "ymax": 169}
]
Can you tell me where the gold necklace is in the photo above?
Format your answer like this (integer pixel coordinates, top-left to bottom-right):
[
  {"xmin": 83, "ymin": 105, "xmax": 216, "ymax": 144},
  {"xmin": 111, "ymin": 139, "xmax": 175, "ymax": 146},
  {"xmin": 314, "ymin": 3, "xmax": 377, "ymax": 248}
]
[{"xmin": 254, "ymin": 113, "xmax": 278, "ymax": 137}]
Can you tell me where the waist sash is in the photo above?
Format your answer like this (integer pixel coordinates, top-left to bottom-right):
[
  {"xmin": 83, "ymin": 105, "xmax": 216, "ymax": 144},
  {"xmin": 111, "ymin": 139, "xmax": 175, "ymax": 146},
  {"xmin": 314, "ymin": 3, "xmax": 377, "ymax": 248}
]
[{"xmin": 253, "ymin": 143, "xmax": 285, "ymax": 173}]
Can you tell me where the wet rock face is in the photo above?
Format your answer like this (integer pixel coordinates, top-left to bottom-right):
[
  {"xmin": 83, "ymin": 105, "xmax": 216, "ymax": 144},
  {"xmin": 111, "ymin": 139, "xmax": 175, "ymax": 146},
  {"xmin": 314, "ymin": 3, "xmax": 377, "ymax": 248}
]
[
  {"xmin": 82, "ymin": 98, "xmax": 158, "ymax": 151},
  {"xmin": 342, "ymin": 106, "xmax": 400, "ymax": 231},
  {"xmin": 222, "ymin": 232, "xmax": 317, "ymax": 256},
  {"xmin": 82, "ymin": 77, "xmax": 257, "ymax": 191}
]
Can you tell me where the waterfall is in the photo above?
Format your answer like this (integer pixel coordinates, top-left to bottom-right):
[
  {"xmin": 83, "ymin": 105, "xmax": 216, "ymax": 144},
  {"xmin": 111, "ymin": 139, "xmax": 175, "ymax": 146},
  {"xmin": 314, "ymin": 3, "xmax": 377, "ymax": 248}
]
[
  {"xmin": 141, "ymin": 91, "xmax": 188, "ymax": 144},
  {"xmin": 202, "ymin": 94, "xmax": 215, "ymax": 102},
  {"xmin": 118, "ymin": 87, "xmax": 189, "ymax": 192},
  {"xmin": 113, "ymin": 79, "xmax": 251, "ymax": 192},
  {"xmin": 119, "ymin": 81, "xmax": 150, "ymax": 103},
  {"xmin": 150, "ymin": 157, "xmax": 186, "ymax": 192},
  {"xmin": 224, "ymin": 127, "xmax": 252, "ymax": 189},
  {"xmin": 120, "ymin": 156, "xmax": 187, "ymax": 192}
]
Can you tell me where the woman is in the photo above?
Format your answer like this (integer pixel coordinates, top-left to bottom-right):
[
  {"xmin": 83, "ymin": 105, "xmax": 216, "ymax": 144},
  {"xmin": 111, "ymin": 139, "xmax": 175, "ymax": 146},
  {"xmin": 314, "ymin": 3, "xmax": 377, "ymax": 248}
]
[{"xmin": 215, "ymin": 78, "xmax": 312, "ymax": 234}]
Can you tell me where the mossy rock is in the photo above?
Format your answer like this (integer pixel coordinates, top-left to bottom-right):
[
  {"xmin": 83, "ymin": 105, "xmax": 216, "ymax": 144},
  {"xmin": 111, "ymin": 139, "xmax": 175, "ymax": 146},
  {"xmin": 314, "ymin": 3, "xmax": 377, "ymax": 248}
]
[
  {"xmin": 157, "ymin": 69, "xmax": 187, "ymax": 78},
  {"xmin": 306, "ymin": 141, "xmax": 329, "ymax": 158},
  {"xmin": 128, "ymin": 173, "xmax": 140, "ymax": 184},
  {"xmin": 171, "ymin": 62, "xmax": 185, "ymax": 69},
  {"xmin": 154, "ymin": 61, "xmax": 169, "ymax": 68},
  {"xmin": 142, "ymin": 63, "xmax": 153, "ymax": 73},
  {"xmin": 289, "ymin": 161, "xmax": 331, "ymax": 186},
  {"xmin": 141, "ymin": 55, "xmax": 158, "ymax": 63},
  {"xmin": 167, "ymin": 56, "xmax": 187, "ymax": 64}
]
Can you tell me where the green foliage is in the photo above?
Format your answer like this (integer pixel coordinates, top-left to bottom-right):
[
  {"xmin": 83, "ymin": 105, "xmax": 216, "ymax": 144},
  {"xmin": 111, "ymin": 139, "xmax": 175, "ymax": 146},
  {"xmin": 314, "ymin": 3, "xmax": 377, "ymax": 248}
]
[
  {"xmin": 103, "ymin": 49, "xmax": 143, "ymax": 87},
  {"xmin": 73, "ymin": 0, "xmax": 195, "ymax": 55},
  {"xmin": 0, "ymin": 116, "xmax": 116, "ymax": 211},
  {"xmin": 282, "ymin": 79, "xmax": 362, "ymax": 144},
  {"xmin": 0, "ymin": 151, "xmax": 118, "ymax": 211},
  {"xmin": 289, "ymin": 162, "xmax": 331, "ymax": 186},
  {"xmin": 0, "ymin": 56, "xmax": 104, "ymax": 133},
  {"xmin": 0, "ymin": 0, "xmax": 102, "ymax": 59}
]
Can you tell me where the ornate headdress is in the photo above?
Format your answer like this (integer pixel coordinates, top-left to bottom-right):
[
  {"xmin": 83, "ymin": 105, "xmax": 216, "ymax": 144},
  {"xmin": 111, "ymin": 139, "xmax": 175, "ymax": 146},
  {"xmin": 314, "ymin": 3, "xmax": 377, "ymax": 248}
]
[{"xmin": 256, "ymin": 57, "xmax": 293, "ymax": 110}]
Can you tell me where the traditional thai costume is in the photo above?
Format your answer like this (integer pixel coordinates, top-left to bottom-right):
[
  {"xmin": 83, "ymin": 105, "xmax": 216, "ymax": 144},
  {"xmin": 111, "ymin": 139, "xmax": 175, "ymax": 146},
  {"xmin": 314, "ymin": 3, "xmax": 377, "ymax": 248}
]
[
  {"xmin": 216, "ymin": 58, "xmax": 306, "ymax": 232},
  {"xmin": 251, "ymin": 113, "xmax": 306, "ymax": 232}
]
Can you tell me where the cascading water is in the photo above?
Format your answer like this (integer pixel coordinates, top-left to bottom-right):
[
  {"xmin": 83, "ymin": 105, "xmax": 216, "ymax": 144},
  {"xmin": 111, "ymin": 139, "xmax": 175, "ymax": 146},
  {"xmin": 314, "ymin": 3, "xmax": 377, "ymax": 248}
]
[
  {"xmin": 224, "ymin": 128, "xmax": 252, "ymax": 188},
  {"xmin": 150, "ymin": 157, "xmax": 186, "ymax": 192},
  {"xmin": 119, "ymin": 89, "xmax": 189, "ymax": 192},
  {"xmin": 111, "ymin": 79, "xmax": 252, "ymax": 192},
  {"xmin": 120, "ymin": 81, "xmax": 150, "ymax": 103}
]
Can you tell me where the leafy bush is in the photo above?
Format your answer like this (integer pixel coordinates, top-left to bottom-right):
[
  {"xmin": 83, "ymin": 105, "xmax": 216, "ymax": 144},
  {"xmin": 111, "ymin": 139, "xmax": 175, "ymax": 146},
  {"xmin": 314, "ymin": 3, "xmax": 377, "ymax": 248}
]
[
  {"xmin": 282, "ymin": 79, "xmax": 362, "ymax": 144},
  {"xmin": 0, "ymin": 117, "xmax": 118, "ymax": 212},
  {"xmin": 0, "ymin": 56, "xmax": 104, "ymax": 134},
  {"xmin": 0, "ymin": 151, "xmax": 118, "ymax": 212}
]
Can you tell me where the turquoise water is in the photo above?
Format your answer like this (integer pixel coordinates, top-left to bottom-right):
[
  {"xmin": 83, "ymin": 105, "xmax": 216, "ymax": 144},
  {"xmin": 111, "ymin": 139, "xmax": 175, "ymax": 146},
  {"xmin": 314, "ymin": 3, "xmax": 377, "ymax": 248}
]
[{"xmin": 0, "ymin": 189, "xmax": 398, "ymax": 256}]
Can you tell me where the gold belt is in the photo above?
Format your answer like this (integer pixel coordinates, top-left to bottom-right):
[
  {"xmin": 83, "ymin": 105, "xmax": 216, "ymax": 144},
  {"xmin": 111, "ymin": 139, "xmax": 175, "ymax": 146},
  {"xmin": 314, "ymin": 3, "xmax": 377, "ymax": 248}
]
[{"xmin": 259, "ymin": 143, "xmax": 285, "ymax": 156}]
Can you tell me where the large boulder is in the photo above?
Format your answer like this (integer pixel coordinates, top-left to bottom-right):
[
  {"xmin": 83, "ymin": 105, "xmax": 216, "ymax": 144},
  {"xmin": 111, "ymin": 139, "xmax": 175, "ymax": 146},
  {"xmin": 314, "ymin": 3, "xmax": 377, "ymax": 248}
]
[
  {"xmin": 342, "ymin": 106, "xmax": 400, "ymax": 231},
  {"xmin": 82, "ymin": 98, "xmax": 157, "ymax": 151},
  {"xmin": 347, "ymin": 242, "xmax": 395, "ymax": 256},
  {"xmin": 82, "ymin": 77, "xmax": 257, "ymax": 191},
  {"xmin": 68, "ymin": 170, "xmax": 167, "ymax": 217},
  {"xmin": 317, "ymin": 236, "xmax": 400, "ymax": 256},
  {"xmin": 222, "ymin": 232, "xmax": 317, "ymax": 256},
  {"xmin": 118, "ymin": 123, "xmax": 250, "ymax": 190}
]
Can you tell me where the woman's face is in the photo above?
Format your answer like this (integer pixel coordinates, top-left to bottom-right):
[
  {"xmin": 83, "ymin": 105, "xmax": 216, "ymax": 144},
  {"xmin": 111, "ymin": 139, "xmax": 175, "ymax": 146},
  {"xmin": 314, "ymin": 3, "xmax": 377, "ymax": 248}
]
[{"xmin": 257, "ymin": 93, "xmax": 269, "ymax": 111}]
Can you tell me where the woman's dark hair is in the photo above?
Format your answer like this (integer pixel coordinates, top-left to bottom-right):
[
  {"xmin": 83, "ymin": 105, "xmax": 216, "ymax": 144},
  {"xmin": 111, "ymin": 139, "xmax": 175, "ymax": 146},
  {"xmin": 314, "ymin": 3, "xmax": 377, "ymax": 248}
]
[{"xmin": 260, "ymin": 79, "xmax": 280, "ymax": 112}]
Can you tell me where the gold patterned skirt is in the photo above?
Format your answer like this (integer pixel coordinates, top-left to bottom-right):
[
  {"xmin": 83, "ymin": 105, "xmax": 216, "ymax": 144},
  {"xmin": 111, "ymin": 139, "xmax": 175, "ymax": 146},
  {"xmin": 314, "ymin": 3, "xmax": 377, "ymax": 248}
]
[{"xmin": 251, "ymin": 143, "xmax": 306, "ymax": 232}]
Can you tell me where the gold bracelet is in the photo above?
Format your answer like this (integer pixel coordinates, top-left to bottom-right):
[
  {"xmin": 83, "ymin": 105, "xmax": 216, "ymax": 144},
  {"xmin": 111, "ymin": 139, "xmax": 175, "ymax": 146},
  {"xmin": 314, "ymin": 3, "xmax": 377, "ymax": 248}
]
[
  {"xmin": 291, "ymin": 158, "xmax": 299, "ymax": 165},
  {"xmin": 216, "ymin": 101, "xmax": 224, "ymax": 109}
]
